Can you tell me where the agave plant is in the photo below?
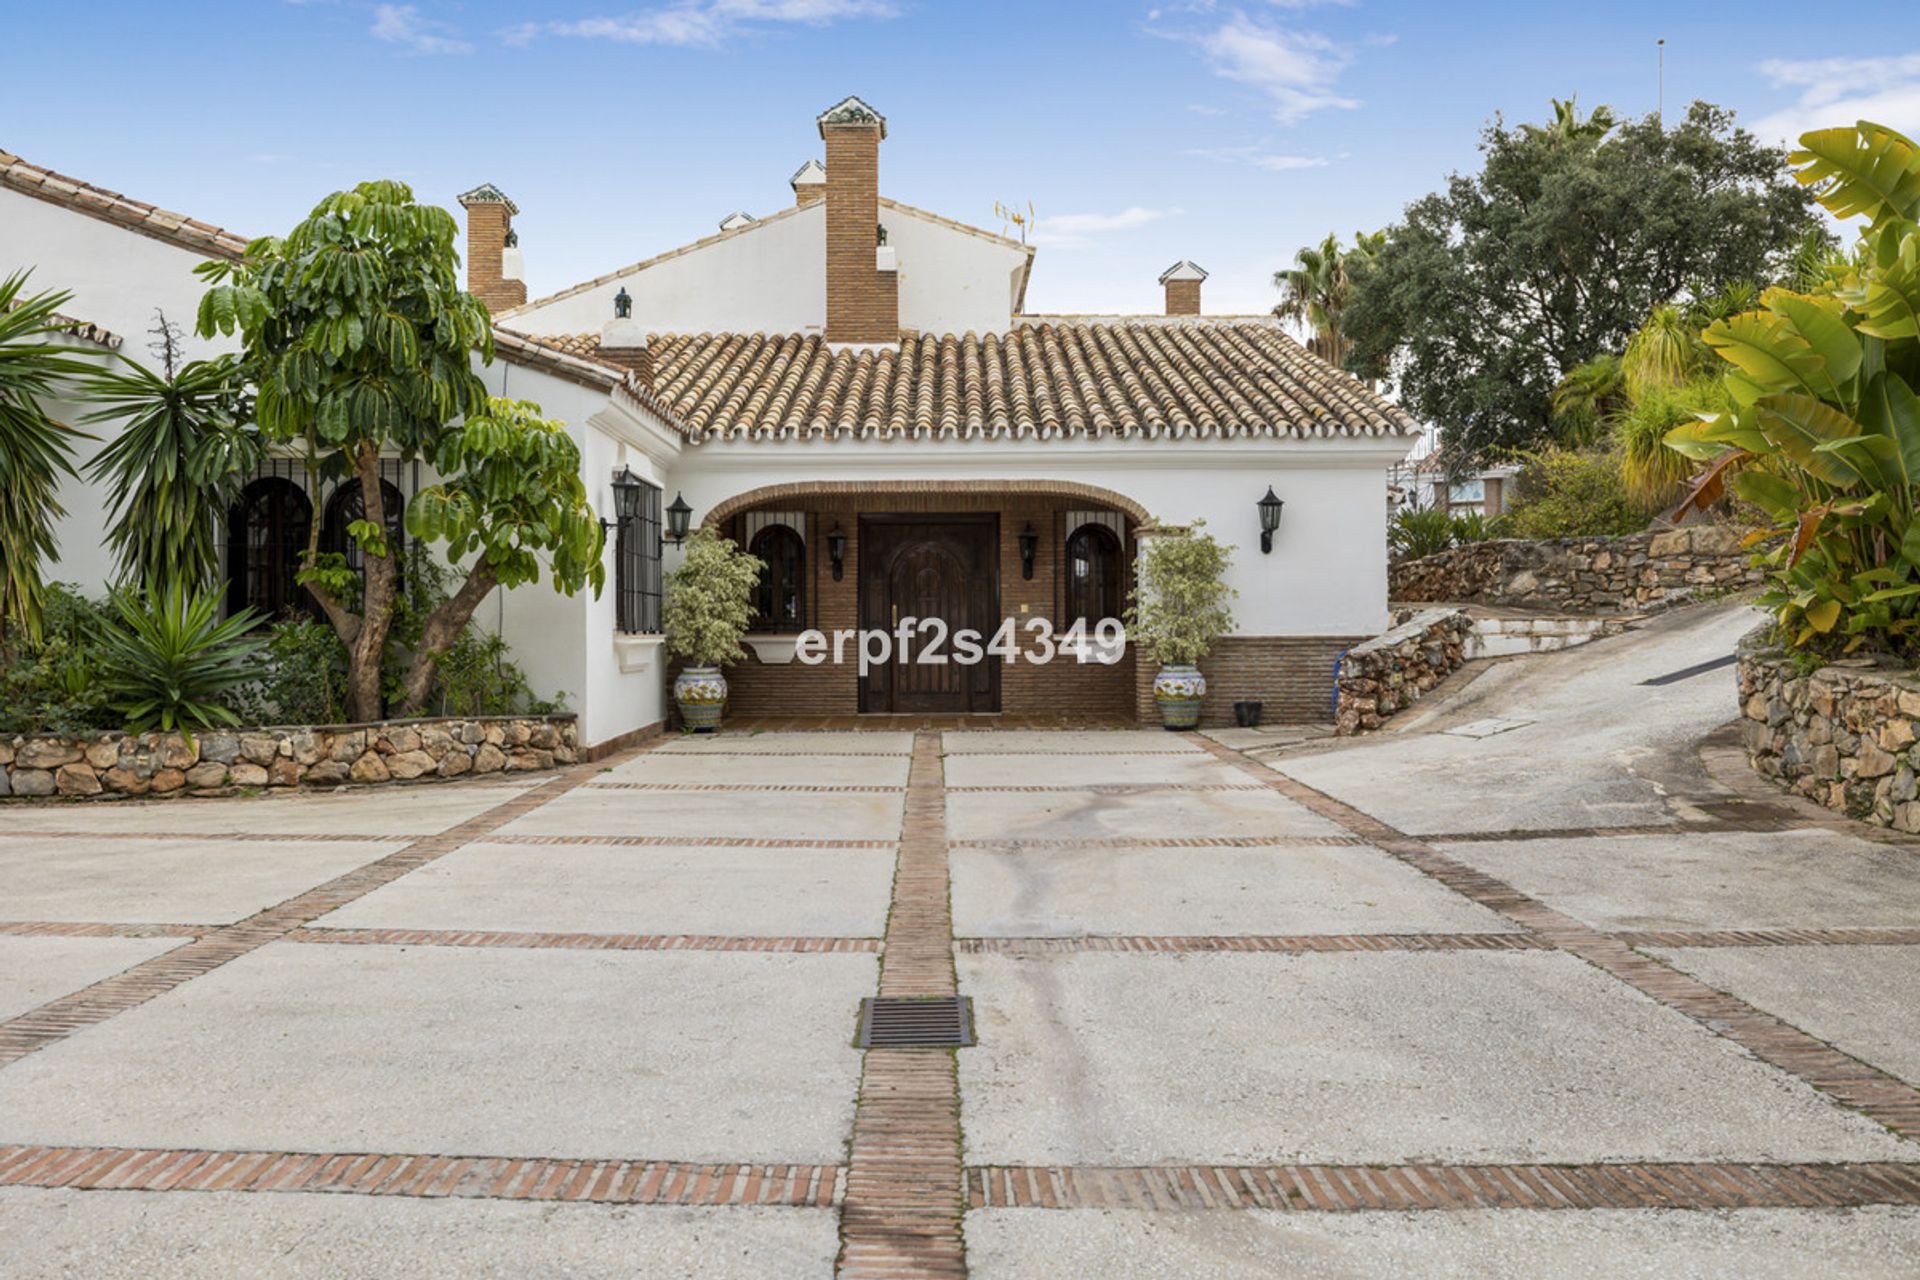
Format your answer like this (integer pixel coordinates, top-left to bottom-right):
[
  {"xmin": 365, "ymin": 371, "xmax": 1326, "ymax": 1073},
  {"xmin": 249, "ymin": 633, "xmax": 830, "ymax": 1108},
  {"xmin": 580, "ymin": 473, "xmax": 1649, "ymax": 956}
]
[
  {"xmin": 98, "ymin": 582, "xmax": 267, "ymax": 742},
  {"xmin": 1389, "ymin": 506, "xmax": 1455, "ymax": 561},
  {"xmin": 1667, "ymin": 120, "xmax": 1920, "ymax": 655}
]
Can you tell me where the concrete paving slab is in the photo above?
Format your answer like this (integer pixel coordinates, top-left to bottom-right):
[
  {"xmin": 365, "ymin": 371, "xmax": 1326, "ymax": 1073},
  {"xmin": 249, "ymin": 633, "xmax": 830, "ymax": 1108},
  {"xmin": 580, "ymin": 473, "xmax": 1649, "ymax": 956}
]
[
  {"xmin": 497, "ymin": 787, "xmax": 904, "ymax": 842},
  {"xmin": 943, "ymin": 753, "xmax": 1251, "ymax": 789},
  {"xmin": 1652, "ymin": 944, "xmax": 1920, "ymax": 1086},
  {"xmin": 0, "ymin": 838, "xmax": 406, "ymax": 925},
  {"xmin": 598, "ymin": 751, "xmax": 910, "ymax": 786},
  {"xmin": 943, "ymin": 730, "xmax": 1203, "ymax": 754},
  {"xmin": 0, "ymin": 783, "xmax": 540, "ymax": 837},
  {"xmin": 658, "ymin": 731, "xmax": 914, "ymax": 754},
  {"xmin": 964, "ymin": 1206, "xmax": 1920, "ymax": 1280},
  {"xmin": 947, "ymin": 788, "xmax": 1345, "ymax": 843},
  {"xmin": 956, "ymin": 950, "xmax": 1910, "ymax": 1165},
  {"xmin": 0, "ymin": 935, "xmax": 187, "ymax": 1020},
  {"xmin": 951, "ymin": 843, "xmax": 1518, "ymax": 937},
  {"xmin": 0, "ymin": 1188, "xmax": 838, "ymax": 1280},
  {"xmin": 316, "ymin": 841, "xmax": 895, "ymax": 936},
  {"xmin": 1437, "ymin": 829, "xmax": 1920, "ymax": 932},
  {"xmin": 0, "ymin": 942, "xmax": 873, "ymax": 1163}
]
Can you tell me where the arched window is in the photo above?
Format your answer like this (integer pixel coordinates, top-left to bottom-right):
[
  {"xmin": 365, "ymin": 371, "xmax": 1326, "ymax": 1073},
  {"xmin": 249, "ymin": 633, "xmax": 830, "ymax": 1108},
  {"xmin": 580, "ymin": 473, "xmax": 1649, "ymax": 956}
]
[
  {"xmin": 227, "ymin": 477, "xmax": 314, "ymax": 620},
  {"xmin": 321, "ymin": 477, "xmax": 407, "ymax": 576},
  {"xmin": 1065, "ymin": 524, "xmax": 1123, "ymax": 628},
  {"xmin": 748, "ymin": 524, "xmax": 806, "ymax": 632}
]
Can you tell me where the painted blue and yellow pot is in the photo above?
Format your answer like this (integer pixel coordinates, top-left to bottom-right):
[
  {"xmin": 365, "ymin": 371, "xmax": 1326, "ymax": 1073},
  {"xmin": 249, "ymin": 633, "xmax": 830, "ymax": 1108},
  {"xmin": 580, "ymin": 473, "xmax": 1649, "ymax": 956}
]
[
  {"xmin": 1152, "ymin": 664, "xmax": 1205, "ymax": 730},
  {"xmin": 674, "ymin": 665, "xmax": 728, "ymax": 733}
]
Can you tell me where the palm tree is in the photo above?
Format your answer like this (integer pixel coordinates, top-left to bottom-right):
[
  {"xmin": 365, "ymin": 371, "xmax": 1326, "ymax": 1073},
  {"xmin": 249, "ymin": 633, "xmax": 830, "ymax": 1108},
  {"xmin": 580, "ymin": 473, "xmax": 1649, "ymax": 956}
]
[
  {"xmin": 1273, "ymin": 230, "xmax": 1383, "ymax": 367},
  {"xmin": 1550, "ymin": 354, "xmax": 1625, "ymax": 447},
  {"xmin": 1523, "ymin": 96, "xmax": 1618, "ymax": 149},
  {"xmin": 0, "ymin": 272, "xmax": 94, "ymax": 648}
]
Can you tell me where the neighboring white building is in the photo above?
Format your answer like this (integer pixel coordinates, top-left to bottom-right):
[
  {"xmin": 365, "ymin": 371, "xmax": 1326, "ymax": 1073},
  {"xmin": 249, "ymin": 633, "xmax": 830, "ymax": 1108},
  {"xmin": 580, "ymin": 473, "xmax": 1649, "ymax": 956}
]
[{"xmin": 1, "ymin": 95, "xmax": 1419, "ymax": 742}]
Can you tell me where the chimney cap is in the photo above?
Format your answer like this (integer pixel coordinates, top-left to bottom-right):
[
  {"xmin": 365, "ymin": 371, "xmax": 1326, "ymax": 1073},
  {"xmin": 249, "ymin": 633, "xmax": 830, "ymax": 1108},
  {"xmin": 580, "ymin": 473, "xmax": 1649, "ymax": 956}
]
[
  {"xmin": 718, "ymin": 211, "xmax": 756, "ymax": 232},
  {"xmin": 817, "ymin": 95, "xmax": 886, "ymax": 139},
  {"xmin": 457, "ymin": 183, "xmax": 519, "ymax": 215},
  {"xmin": 1158, "ymin": 260, "xmax": 1209, "ymax": 284},
  {"xmin": 790, "ymin": 159, "xmax": 826, "ymax": 189}
]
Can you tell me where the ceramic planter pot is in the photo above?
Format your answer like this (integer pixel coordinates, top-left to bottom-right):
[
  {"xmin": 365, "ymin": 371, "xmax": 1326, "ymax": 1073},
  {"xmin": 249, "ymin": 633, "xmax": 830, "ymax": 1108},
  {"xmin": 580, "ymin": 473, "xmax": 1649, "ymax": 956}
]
[
  {"xmin": 674, "ymin": 665, "xmax": 727, "ymax": 733},
  {"xmin": 1152, "ymin": 664, "xmax": 1205, "ymax": 730}
]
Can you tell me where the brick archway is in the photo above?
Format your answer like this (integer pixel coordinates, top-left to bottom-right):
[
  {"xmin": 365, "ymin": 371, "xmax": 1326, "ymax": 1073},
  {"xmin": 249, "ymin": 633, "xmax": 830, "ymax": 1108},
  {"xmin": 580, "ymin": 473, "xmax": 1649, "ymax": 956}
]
[{"xmin": 701, "ymin": 478, "xmax": 1152, "ymax": 528}]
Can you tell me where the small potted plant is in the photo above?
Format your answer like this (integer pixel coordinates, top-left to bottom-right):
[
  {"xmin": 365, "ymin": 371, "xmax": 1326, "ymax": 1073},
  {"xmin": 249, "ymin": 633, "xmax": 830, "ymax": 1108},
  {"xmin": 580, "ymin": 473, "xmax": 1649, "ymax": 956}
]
[
  {"xmin": 662, "ymin": 527, "xmax": 762, "ymax": 731},
  {"xmin": 1126, "ymin": 521, "xmax": 1236, "ymax": 730}
]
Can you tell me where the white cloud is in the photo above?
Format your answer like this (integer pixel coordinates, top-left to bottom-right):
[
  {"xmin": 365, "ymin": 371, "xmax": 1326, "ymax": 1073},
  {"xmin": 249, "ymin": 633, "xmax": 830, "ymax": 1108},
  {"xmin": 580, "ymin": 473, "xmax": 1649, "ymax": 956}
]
[
  {"xmin": 1187, "ymin": 145, "xmax": 1327, "ymax": 172},
  {"xmin": 531, "ymin": 0, "xmax": 895, "ymax": 48},
  {"xmin": 1750, "ymin": 52, "xmax": 1920, "ymax": 145},
  {"xmin": 1030, "ymin": 206, "xmax": 1181, "ymax": 249},
  {"xmin": 371, "ymin": 4, "xmax": 472, "ymax": 55},
  {"xmin": 1190, "ymin": 11, "xmax": 1357, "ymax": 125}
]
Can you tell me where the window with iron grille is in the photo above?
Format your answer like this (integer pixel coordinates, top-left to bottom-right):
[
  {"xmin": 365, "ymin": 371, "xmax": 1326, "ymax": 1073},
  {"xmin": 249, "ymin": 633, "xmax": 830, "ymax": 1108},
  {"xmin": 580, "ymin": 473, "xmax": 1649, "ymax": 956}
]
[
  {"xmin": 617, "ymin": 480, "xmax": 663, "ymax": 634},
  {"xmin": 747, "ymin": 523, "xmax": 806, "ymax": 632}
]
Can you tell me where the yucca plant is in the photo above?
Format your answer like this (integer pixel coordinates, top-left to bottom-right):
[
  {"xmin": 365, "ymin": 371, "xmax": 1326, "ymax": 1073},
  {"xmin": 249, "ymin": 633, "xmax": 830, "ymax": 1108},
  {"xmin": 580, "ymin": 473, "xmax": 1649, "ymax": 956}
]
[
  {"xmin": 98, "ymin": 582, "xmax": 267, "ymax": 743},
  {"xmin": 1389, "ymin": 506, "xmax": 1456, "ymax": 560},
  {"xmin": 1667, "ymin": 120, "xmax": 1920, "ymax": 656},
  {"xmin": 0, "ymin": 272, "xmax": 97, "ymax": 649}
]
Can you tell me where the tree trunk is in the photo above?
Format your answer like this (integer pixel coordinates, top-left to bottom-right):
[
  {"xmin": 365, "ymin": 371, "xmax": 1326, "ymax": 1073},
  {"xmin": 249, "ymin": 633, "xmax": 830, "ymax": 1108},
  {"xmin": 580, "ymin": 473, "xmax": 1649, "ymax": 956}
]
[
  {"xmin": 397, "ymin": 560, "xmax": 499, "ymax": 715},
  {"xmin": 342, "ymin": 445, "xmax": 397, "ymax": 723}
]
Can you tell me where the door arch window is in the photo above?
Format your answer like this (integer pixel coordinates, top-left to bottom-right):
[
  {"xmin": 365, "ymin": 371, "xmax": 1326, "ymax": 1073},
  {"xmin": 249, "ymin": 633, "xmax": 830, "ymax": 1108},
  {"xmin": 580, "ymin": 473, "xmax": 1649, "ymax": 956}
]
[
  {"xmin": 748, "ymin": 523, "xmax": 806, "ymax": 632},
  {"xmin": 226, "ymin": 477, "xmax": 314, "ymax": 619},
  {"xmin": 321, "ymin": 477, "xmax": 407, "ymax": 577},
  {"xmin": 1065, "ymin": 524, "xmax": 1123, "ymax": 627}
]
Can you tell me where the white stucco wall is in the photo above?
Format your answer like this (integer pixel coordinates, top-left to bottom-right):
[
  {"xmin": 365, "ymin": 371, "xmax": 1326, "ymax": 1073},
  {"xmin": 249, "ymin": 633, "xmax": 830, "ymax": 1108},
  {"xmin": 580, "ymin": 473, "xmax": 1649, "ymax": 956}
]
[
  {"xmin": 665, "ymin": 437, "xmax": 1407, "ymax": 638},
  {"xmin": 504, "ymin": 201, "xmax": 1025, "ymax": 341},
  {"xmin": 0, "ymin": 186, "xmax": 239, "ymax": 591}
]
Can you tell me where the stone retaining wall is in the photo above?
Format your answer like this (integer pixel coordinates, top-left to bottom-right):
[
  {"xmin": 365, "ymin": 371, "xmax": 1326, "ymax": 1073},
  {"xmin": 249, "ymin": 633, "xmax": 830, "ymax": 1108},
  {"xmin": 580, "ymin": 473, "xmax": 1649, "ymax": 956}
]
[
  {"xmin": 1737, "ymin": 641, "xmax": 1920, "ymax": 831},
  {"xmin": 0, "ymin": 715, "xmax": 578, "ymax": 800},
  {"xmin": 1334, "ymin": 608, "xmax": 1473, "ymax": 735},
  {"xmin": 1390, "ymin": 527, "xmax": 1764, "ymax": 613}
]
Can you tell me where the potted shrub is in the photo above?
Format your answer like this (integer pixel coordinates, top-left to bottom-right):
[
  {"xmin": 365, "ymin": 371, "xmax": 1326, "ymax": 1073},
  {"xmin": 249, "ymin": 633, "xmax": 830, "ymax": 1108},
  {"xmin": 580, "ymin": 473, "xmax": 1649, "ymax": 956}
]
[
  {"xmin": 1126, "ymin": 522, "xmax": 1236, "ymax": 730},
  {"xmin": 662, "ymin": 527, "xmax": 762, "ymax": 732}
]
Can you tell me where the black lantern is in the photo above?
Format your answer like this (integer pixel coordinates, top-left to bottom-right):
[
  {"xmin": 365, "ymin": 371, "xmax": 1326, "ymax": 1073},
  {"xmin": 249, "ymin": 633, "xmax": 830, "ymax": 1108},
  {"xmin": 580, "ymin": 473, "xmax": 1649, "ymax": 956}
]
[
  {"xmin": 1018, "ymin": 524, "xmax": 1039, "ymax": 580},
  {"xmin": 613, "ymin": 286, "xmax": 632, "ymax": 320},
  {"xmin": 1257, "ymin": 486, "xmax": 1284, "ymax": 554},
  {"xmin": 603, "ymin": 465, "xmax": 643, "ymax": 537},
  {"xmin": 665, "ymin": 492, "xmax": 693, "ymax": 546},
  {"xmin": 827, "ymin": 524, "xmax": 847, "ymax": 581}
]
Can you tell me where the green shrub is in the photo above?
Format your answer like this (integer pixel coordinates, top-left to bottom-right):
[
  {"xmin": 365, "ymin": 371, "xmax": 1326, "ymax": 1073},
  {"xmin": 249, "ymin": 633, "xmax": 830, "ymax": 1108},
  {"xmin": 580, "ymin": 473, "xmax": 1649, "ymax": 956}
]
[
  {"xmin": 1448, "ymin": 510, "xmax": 1495, "ymax": 545},
  {"xmin": 1125, "ymin": 521, "xmax": 1237, "ymax": 667},
  {"xmin": 664, "ymin": 527, "xmax": 764, "ymax": 668},
  {"xmin": 98, "ymin": 583, "xmax": 266, "ymax": 742},
  {"xmin": 0, "ymin": 584, "xmax": 118, "ymax": 735},
  {"xmin": 1499, "ymin": 448, "xmax": 1647, "ymax": 539},
  {"xmin": 378, "ymin": 544, "xmax": 561, "ymax": 718},
  {"xmin": 1389, "ymin": 507, "xmax": 1453, "ymax": 560},
  {"xmin": 236, "ymin": 619, "xmax": 350, "ymax": 725}
]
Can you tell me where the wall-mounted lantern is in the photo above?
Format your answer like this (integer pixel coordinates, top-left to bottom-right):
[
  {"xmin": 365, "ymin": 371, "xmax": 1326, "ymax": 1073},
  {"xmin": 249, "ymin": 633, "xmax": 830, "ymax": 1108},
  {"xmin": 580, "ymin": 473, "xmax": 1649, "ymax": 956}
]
[
  {"xmin": 603, "ymin": 466, "xmax": 645, "ymax": 541},
  {"xmin": 613, "ymin": 286, "xmax": 632, "ymax": 320},
  {"xmin": 1018, "ymin": 524, "xmax": 1039, "ymax": 580},
  {"xmin": 1257, "ymin": 486, "xmax": 1284, "ymax": 554},
  {"xmin": 665, "ymin": 492, "xmax": 693, "ymax": 547},
  {"xmin": 827, "ymin": 524, "xmax": 847, "ymax": 581}
]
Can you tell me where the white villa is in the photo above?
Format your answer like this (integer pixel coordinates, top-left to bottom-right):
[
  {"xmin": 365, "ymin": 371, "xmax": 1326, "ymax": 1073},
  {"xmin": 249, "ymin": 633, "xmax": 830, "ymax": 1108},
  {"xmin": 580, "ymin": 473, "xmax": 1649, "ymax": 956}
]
[{"xmin": 1, "ymin": 96, "xmax": 1418, "ymax": 752}]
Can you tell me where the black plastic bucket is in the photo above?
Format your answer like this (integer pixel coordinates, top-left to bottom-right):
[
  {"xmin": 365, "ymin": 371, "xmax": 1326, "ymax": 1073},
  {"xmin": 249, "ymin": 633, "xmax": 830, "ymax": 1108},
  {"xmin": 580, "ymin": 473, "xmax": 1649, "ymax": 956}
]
[{"xmin": 1233, "ymin": 700, "xmax": 1262, "ymax": 728}]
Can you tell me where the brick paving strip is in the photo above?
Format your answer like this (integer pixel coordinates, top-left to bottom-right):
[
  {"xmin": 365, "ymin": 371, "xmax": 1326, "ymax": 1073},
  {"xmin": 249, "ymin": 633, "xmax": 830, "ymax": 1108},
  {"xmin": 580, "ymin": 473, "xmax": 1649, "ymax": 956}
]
[
  {"xmin": 1191, "ymin": 735, "xmax": 1920, "ymax": 1141},
  {"xmin": 944, "ymin": 784, "xmax": 1269, "ymax": 793},
  {"xmin": 491, "ymin": 834, "xmax": 897, "ymax": 849},
  {"xmin": 0, "ymin": 754, "xmax": 652, "ymax": 1066},
  {"xmin": 0, "ymin": 830, "xmax": 434, "ymax": 844},
  {"xmin": 0, "ymin": 1144, "xmax": 841, "ymax": 1206},
  {"xmin": 288, "ymin": 927, "xmax": 881, "ymax": 953},
  {"xmin": 0, "ymin": 921, "xmax": 206, "ymax": 939},
  {"xmin": 838, "ymin": 729, "xmax": 967, "ymax": 1279},
  {"xmin": 957, "ymin": 934, "xmax": 1547, "ymax": 955},
  {"xmin": 583, "ymin": 783, "xmax": 906, "ymax": 792},
  {"xmin": 948, "ymin": 835, "xmax": 1369, "ymax": 850},
  {"xmin": 964, "ymin": 1162, "xmax": 1920, "ymax": 1211}
]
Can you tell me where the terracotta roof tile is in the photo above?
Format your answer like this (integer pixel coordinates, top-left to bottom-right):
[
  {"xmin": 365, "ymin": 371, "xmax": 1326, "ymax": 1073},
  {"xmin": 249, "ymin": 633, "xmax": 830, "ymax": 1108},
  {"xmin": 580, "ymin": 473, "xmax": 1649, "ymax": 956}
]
[
  {"xmin": 532, "ymin": 319, "xmax": 1414, "ymax": 443},
  {"xmin": 2, "ymin": 297, "xmax": 123, "ymax": 349},
  {"xmin": 1, "ymin": 148, "xmax": 251, "ymax": 260}
]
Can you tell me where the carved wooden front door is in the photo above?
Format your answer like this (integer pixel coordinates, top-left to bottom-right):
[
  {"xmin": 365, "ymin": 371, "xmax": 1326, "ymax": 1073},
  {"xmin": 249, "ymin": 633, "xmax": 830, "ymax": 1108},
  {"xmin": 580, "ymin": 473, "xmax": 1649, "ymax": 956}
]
[{"xmin": 857, "ymin": 516, "xmax": 999, "ymax": 713}]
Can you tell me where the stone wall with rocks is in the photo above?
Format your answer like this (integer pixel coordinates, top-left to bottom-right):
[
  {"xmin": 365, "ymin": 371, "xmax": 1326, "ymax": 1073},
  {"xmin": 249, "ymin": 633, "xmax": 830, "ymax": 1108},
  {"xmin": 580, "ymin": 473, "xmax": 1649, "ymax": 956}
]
[
  {"xmin": 1738, "ymin": 642, "xmax": 1920, "ymax": 831},
  {"xmin": 1335, "ymin": 608, "xmax": 1473, "ymax": 735},
  {"xmin": 1390, "ymin": 527, "xmax": 1764, "ymax": 613},
  {"xmin": 0, "ymin": 716, "xmax": 578, "ymax": 800}
]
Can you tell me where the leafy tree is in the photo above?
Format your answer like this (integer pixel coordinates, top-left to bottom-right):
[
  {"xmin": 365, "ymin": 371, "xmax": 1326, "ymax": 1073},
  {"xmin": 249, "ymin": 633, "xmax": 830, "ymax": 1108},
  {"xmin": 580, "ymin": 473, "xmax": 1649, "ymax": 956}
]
[
  {"xmin": 1668, "ymin": 120, "xmax": 1920, "ymax": 657},
  {"xmin": 1345, "ymin": 100, "xmax": 1826, "ymax": 462},
  {"xmin": 1273, "ymin": 230, "xmax": 1384, "ymax": 367},
  {"xmin": 0, "ymin": 272, "xmax": 95, "ymax": 647},
  {"xmin": 1499, "ymin": 448, "xmax": 1646, "ymax": 539},
  {"xmin": 82, "ymin": 316, "xmax": 258, "ymax": 592},
  {"xmin": 1125, "ymin": 522, "xmax": 1236, "ymax": 667},
  {"xmin": 197, "ymin": 180, "xmax": 601, "ymax": 721},
  {"xmin": 662, "ymin": 526, "xmax": 762, "ymax": 668}
]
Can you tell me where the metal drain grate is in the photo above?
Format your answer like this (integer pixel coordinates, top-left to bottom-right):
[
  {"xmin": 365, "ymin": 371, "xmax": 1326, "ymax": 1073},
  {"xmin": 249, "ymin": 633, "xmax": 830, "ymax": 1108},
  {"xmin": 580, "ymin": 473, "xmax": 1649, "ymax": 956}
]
[
  {"xmin": 1640, "ymin": 654, "xmax": 1737, "ymax": 686},
  {"xmin": 858, "ymin": 996, "xmax": 974, "ymax": 1048}
]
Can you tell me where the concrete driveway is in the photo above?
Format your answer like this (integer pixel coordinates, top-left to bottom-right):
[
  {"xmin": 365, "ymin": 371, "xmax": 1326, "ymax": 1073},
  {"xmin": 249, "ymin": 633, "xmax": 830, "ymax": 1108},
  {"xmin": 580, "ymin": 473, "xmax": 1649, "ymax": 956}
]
[{"xmin": 3, "ymin": 603, "xmax": 1920, "ymax": 1277}]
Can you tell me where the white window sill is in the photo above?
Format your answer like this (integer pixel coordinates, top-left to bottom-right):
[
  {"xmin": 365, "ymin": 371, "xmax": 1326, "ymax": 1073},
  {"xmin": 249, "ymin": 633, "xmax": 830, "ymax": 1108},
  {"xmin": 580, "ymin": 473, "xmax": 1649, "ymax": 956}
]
[{"xmin": 612, "ymin": 634, "xmax": 665, "ymax": 673}]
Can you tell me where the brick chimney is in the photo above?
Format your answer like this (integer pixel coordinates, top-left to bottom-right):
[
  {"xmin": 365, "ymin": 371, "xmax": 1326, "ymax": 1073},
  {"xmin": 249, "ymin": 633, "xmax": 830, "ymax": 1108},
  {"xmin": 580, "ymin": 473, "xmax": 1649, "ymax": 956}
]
[
  {"xmin": 600, "ymin": 287, "xmax": 652, "ymax": 388},
  {"xmin": 790, "ymin": 159, "xmax": 826, "ymax": 207},
  {"xmin": 818, "ymin": 96, "xmax": 898, "ymax": 344},
  {"xmin": 458, "ymin": 184, "xmax": 527, "ymax": 313},
  {"xmin": 1159, "ymin": 260, "xmax": 1207, "ymax": 317}
]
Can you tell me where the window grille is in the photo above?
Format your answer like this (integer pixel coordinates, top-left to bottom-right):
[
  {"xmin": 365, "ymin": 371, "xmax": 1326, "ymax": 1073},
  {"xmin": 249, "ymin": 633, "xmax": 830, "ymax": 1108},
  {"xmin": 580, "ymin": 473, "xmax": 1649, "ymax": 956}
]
[{"xmin": 617, "ymin": 480, "xmax": 663, "ymax": 634}]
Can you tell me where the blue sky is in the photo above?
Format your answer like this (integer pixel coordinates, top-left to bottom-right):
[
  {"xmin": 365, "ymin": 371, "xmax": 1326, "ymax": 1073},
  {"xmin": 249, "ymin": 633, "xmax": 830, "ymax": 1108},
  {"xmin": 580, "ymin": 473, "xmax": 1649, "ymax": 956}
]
[{"xmin": 9, "ymin": 1, "xmax": 1920, "ymax": 316}]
